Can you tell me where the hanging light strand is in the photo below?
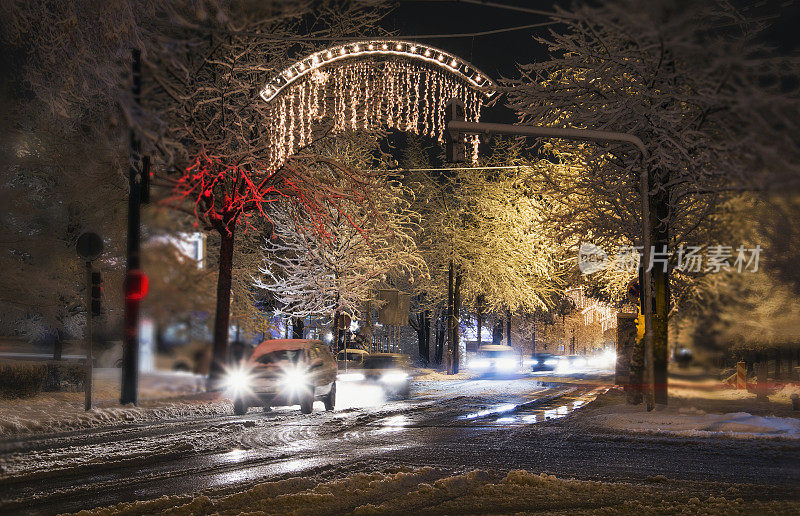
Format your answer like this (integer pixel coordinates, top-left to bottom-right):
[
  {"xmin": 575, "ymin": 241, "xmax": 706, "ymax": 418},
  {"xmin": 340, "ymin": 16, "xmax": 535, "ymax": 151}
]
[{"xmin": 261, "ymin": 58, "xmax": 487, "ymax": 171}]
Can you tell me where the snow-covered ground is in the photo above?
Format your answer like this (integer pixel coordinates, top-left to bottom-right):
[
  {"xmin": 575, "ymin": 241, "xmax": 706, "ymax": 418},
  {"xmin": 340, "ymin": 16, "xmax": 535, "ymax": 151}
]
[
  {"xmin": 580, "ymin": 404, "xmax": 800, "ymax": 439},
  {"xmin": 0, "ymin": 369, "xmax": 228, "ymax": 437},
  {"xmin": 571, "ymin": 382, "xmax": 800, "ymax": 440},
  {"xmin": 71, "ymin": 467, "xmax": 800, "ymax": 515},
  {"xmin": 3, "ymin": 372, "xmax": 798, "ymax": 514},
  {"xmin": 0, "ymin": 368, "xmax": 547, "ymax": 438}
]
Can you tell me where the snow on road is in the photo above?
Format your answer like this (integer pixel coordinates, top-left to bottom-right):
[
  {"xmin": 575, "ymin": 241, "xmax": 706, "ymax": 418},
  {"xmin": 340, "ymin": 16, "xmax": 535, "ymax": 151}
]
[
  {"xmin": 70, "ymin": 467, "xmax": 800, "ymax": 515},
  {"xmin": 4, "ymin": 373, "xmax": 800, "ymax": 514},
  {"xmin": 0, "ymin": 376, "xmax": 549, "ymax": 482}
]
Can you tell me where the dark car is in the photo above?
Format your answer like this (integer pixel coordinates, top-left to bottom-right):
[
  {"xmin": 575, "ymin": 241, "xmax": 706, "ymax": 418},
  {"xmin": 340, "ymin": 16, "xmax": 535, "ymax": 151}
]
[
  {"xmin": 470, "ymin": 344, "xmax": 520, "ymax": 376},
  {"xmin": 528, "ymin": 353, "xmax": 561, "ymax": 372},
  {"xmin": 674, "ymin": 347, "xmax": 693, "ymax": 367},
  {"xmin": 356, "ymin": 353, "xmax": 412, "ymax": 399}
]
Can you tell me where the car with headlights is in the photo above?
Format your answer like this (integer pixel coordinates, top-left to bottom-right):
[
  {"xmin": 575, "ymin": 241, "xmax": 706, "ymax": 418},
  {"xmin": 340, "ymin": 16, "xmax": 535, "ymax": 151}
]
[
  {"xmin": 469, "ymin": 344, "xmax": 520, "ymax": 375},
  {"xmin": 526, "ymin": 352, "xmax": 561, "ymax": 372},
  {"xmin": 225, "ymin": 339, "xmax": 337, "ymax": 415},
  {"xmin": 555, "ymin": 354, "xmax": 588, "ymax": 373},
  {"xmin": 339, "ymin": 353, "xmax": 412, "ymax": 399},
  {"xmin": 337, "ymin": 348, "xmax": 369, "ymax": 370}
]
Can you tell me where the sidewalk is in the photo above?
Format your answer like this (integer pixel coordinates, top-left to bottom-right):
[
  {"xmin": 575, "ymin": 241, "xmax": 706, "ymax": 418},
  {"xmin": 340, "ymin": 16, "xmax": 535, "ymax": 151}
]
[
  {"xmin": 0, "ymin": 369, "xmax": 228, "ymax": 438},
  {"xmin": 567, "ymin": 372, "xmax": 800, "ymax": 440}
]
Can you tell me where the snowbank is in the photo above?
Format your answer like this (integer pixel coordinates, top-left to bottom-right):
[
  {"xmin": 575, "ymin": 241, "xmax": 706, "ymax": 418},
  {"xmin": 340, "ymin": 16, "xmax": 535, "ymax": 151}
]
[
  {"xmin": 571, "ymin": 386, "xmax": 800, "ymax": 440},
  {"xmin": 72, "ymin": 467, "xmax": 800, "ymax": 515},
  {"xmin": 582, "ymin": 405, "xmax": 800, "ymax": 439},
  {"xmin": 0, "ymin": 369, "xmax": 226, "ymax": 437},
  {"xmin": 413, "ymin": 369, "xmax": 480, "ymax": 381},
  {"xmin": 0, "ymin": 397, "xmax": 231, "ymax": 437},
  {"xmin": 772, "ymin": 383, "xmax": 800, "ymax": 404}
]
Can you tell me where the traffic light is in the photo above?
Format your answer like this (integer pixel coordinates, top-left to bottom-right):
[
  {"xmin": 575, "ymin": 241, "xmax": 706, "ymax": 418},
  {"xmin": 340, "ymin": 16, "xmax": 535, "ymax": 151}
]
[
  {"xmin": 125, "ymin": 269, "xmax": 149, "ymax": 301},
  {"xmin": 91, "ymin": 271, "xmax": 103, "ymax": 316},
  {"xmin": 444, "ymin": 98, "xmax": 466, "ymax": 163}
]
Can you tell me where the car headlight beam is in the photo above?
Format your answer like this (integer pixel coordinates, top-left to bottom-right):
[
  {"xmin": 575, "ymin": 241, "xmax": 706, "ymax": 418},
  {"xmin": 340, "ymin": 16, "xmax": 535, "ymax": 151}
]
[
  {"xmin": 280, "ymin": 366, "xmax": 310, "ymax": 392},
  {"xmin": 380, "ymin": 371, "xmax": 408, "ymax": 384},
  {"xmin": 496, "ymin": 357, "xmax": 518, "ymax": 371},
  {"xmin": 470, "ymin": 358, "xmax": 490, "ymax": 370},
  {"xmin": 224, "ymin": 366, "xmax": 254, "ymax": 397},
  {"xmin": 339, "ymin": 372, "xmax": 365, "ymax": 382}
]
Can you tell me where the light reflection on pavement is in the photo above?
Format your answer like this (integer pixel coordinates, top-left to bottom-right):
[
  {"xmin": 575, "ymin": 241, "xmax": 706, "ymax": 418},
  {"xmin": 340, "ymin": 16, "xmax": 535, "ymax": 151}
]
[{"xmin": 0, "ymin": 376, "xmax": 601, "ymax": 515}]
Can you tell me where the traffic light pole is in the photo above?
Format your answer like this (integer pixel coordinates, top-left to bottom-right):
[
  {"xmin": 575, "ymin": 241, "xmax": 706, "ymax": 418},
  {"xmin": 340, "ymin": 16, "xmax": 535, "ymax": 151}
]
[
  {"xmin": 85, "ymin": 261, "xmax": 94, "ymax": 411},
  {"xmin": 121, "ymin": 48, "xmax": 143, "ymax": 406},
  {"xmin": 447, "ymin": 119, "xmax": 655, "ymax": 410}
]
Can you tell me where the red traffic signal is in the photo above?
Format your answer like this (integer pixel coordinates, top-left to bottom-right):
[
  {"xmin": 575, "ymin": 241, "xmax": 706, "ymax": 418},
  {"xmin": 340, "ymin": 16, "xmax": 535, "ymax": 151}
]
[{"xmin": 125, "ymin": 269, "xmax": 149, "ymax": 301}]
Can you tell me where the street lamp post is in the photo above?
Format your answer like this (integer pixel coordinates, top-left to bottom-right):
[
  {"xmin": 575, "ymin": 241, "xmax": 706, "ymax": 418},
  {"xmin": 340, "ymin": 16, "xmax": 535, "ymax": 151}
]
[{"xmin": 447, "ymin": 119, "xmax": 655, "ymax": 410}]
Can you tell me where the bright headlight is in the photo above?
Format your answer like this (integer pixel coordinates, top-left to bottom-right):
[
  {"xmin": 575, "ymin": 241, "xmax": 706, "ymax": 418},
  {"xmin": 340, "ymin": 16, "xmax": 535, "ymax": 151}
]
[
  {"xmin": 523, "ymin": 358, "xmax": 537, "ymax": 366},
  {"xmin": 380, "ymin": 371, "xmax": 408, "ymax": 383},
  {"xmin": 496, "ymin": 358, "xmax": 518, "ymax": 371},
  {"xmin": 224, "ymin": 368, "xmax": 252, "ymax": 395},
  {"xmin": 471, "ymin": 359, "xmax": 490, "ymax": 370},
  {"xmin": 339, "ymin": 372, "xmax": 365, "ymax": 382},
  {"xmin": 544, "ymin": 358, "xmax": 559, "ymax": 366},
  {"xmin": 280, "ymin": 366, "xmax": 309, "ymax": 391}
]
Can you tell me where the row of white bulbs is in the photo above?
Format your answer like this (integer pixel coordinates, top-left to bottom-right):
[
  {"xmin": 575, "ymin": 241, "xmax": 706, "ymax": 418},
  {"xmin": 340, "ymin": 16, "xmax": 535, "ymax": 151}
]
[
  {"xmin": 261, "ymin": 39, "xmax": 495, "ymax": 102},
  {"xmin": 260, "ymin": 59, "xmax": 484, "ymax": 172}
]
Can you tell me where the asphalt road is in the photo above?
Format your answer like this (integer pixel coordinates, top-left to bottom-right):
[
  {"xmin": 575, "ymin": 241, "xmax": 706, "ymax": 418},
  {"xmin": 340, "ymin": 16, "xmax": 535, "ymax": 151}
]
[{"xmin": 1, "ymin": 375, "xmax": 799, "ymax": 515}]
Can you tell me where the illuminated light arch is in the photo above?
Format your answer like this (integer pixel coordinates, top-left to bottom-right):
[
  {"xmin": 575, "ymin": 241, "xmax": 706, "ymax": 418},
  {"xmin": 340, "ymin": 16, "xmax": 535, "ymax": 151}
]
[
  {"xmin": 260, "ymin": 40, "xmax": 497, "ymax": 102},
  {"xmin": 258, "ymin": 39, "xmax": 497, "ymax": 170}
]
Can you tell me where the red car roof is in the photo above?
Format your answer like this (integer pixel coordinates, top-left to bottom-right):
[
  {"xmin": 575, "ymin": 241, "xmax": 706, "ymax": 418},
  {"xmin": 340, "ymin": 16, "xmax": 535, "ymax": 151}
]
[{"xmin": 250, "ymin": 339, "xmax": 324, "ymax": 362}]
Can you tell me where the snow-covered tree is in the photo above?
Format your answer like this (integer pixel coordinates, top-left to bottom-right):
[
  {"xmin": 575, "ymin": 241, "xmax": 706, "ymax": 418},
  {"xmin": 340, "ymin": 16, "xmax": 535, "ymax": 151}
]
[
  {"xmin": 6, "ymin": 1, "xmax": 392, "ymax": 379},
  {"xmin": 256, "ymin": 133, "xmax": 427, "ymax": 323},
  {"xmin": 149, "ymin": 2, "xmax": 391, "ymax": 379},
  {"xmin": 404, "ymin": 139, "xmax": 567, "ymax": 369},
  {"xmin": 505, "ymin": 0, "xmax": 800, "ymax": 403},
  {"xmin": 0, "ymin": 94, "xmax": 127, "ymax": 351}
]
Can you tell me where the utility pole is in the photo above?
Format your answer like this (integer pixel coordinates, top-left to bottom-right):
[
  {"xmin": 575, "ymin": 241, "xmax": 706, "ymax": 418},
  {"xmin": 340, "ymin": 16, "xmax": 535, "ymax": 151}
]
[
  {"xmin": 571, "ymin": 328, "xmax": 575, "ymax": 355},
  {"xmin": 76, "ymin": 232, "xmax": 103, "ymax": 411},
  {"xmin": 446, "ymin": 260, "xmax": 455, "ymax": 373},
  {"xmin": 121, "ymin": 49, "xmax": 143, "ymax": 406},
  {"xmin": 506, "ymin": 310, "xmax": 511, "ymax": 347},
  {"xmin": 85, "ymin": 263, "xmax": 93, "ymax": 410},
  {"xmin": 447, "ymin": 116, "xmax": 655, "ymax": 410}
]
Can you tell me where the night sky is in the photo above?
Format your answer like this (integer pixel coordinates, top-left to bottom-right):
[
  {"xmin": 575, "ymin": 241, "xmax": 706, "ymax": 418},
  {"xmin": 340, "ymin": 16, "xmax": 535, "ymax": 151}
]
[
  {"xmin": 389, "ymin": 0, "xmax": 559, "ymax": 123},
  {"xmin": 388, "ymin": 0, "xmax": 800, "ymax": 124}
]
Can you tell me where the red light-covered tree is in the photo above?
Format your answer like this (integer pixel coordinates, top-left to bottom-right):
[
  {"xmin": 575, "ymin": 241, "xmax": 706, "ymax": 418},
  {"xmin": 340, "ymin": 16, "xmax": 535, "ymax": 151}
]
[
  {"xmin": 164, "ymin": 149, "xmax": 378, "ymax": 381},
  {"xmin": 144, "ymin": 2, "xmax": 390, "ymax": 382},
  {"xmin": 4, "ymin": 0, "xmax": 390, "ymax": 383}
]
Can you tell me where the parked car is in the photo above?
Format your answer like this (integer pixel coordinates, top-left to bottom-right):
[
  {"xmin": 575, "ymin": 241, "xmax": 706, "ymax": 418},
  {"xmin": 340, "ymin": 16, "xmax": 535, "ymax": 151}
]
[
  {"xmin": 469, "ymin": 344, "xmax": 520, "ymax": 375},
  {"xmin": 225, "ymin": 339, "xmax": 337, "ymax": 415},
  {"xmin": 527, "ymin": 353, "xmax": 561, "ymax": 372},
  {"xmin": 340, "ymin": 353, "xmax": 412, "ymax": 399},
  {"xmin": 337, "ymin": 348, "xmax": 369, "ymax": 370}
]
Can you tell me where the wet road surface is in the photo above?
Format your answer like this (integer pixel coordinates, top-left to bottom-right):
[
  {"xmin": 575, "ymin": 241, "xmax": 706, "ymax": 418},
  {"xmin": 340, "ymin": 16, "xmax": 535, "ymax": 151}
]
[{"xmin": 1, "ymin": 376, "xmax": 798, "ymax": 514}]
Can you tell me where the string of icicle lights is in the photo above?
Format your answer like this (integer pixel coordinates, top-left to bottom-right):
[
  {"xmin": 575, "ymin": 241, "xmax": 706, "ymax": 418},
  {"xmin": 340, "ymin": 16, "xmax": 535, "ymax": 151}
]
[{"xmin": 260, "ymin": 40, "xmax": 496, "ymax": 169}]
